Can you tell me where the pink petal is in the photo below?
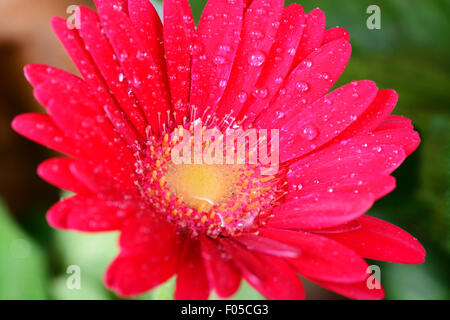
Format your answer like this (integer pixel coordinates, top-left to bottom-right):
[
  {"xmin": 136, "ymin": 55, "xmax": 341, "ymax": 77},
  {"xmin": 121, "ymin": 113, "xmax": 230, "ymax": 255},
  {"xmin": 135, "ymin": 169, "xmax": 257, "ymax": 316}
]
[
  {"xmin": 287, "ymin": 174, "xmax": 396, "ymax": 201},
  {"xmin": 313, "ymin": 277, "xmax": 385, "ymax": 300},
  {"xmin": 239, "ymin": 4, "xmax": 306, "ymax": 124},
  {"xmin": 324, "ymin": 215, "xmax": 426, "ymax": 264},
  {"xmin": 33, "ymin": 81, "xmax": 138, "ymax": 194},
  {"xmin": 221, "ymin": 239, "xmax": 305, "ymax": 299},
  {"xmin": 69, "ymin": 160, "xmax": 122, "ymax": 195},
  {"xmin": 106, "ymin": 214, "xmax": 181, "ymax": 297},
  {"xmin": 11, "ymin": 113, "xmax": 77, "ymax": 156},
  {"xmin": 119, "ymin": 214, "xmax": 182, "ymax": 253},
  {"xmin": 376, "ymin": 115, "xmax": 413, "ymax": 131},
  {"xmin": 213, "ymin": 0, "xmax": 285, "ymax": 123},
  {"xmin": 288, "ymin": 140, "xmax": 407, "ymax": 185},
  {"xmin": 189, "ymin": 0, "xmax": 244, "ymax": 120},
  {"xmin": 175, "ymin": 238, "xmax": 210, "ymax": 300},
  {"xmin": 128, "ymin": 0, "xmax": 165, "ymax": 75},
  {"xmin": 105, "ymin": 248, "xmax": 179, "ymax": 297},
  {"xmin": 323, "ymin": 27, "xmax": 350, "ymax": 44},
  {"xmin": 96, "ymin": 5, "xmax": 172, "ymax": 133},
  {"xmin": 372, "ymin": 128, "xmax": 421, "ymax": 156},
  {"xmin": 268, "ymin": 192, "xmax": 374, "ymax": 229},
  {"xmin": 46, "ymin": 195, "xmax": 136, "ymax": 231},
  {"xmin": 51, "ymin": 17, "xmax": 143, "ymax": 148},
  {"xmin": 37, "ymin": 158, "xmax": 90, "ymax": 194},
  {"xmin": 255, "ymin": 39, "xmax": 352, "ymax": 131},
  {"xmin": 163, "ymin": 0, "xmax": 195, "ymax": 124},
  {"xmin": 291, "ymin": 8, "xmax": 326, "ymax": 69},
  {"xmin": 278, "ymin": 80, "xmax": 378, "ymax": 162},
  {"xmin": 93, "ymin": 0, "xmax": 129, "ymax": 14},
  {"xmin": 336, "ymin": 89, "xmax": 398, "ymax": 141},
  {"xmin": 260, "ymin": 228, "xmax": 368, "ymax": 283},
  {"xmin": 200, "ymin": 236, "xmax": 241, "ymax": 298},
  {"xmin": 78, "ymin": 6, "xmax": 148, "ymax": 139},
  {"xmin": 234, "ymin": 233, "xmax": 302, "ymax": 258}
]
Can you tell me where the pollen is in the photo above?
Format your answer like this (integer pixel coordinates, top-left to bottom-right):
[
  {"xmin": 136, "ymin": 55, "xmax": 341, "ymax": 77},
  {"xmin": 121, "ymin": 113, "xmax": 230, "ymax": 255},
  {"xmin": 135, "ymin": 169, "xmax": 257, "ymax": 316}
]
[{"xmin": 137, "ymin": 123, "xmax": 284, "ymax": 238}]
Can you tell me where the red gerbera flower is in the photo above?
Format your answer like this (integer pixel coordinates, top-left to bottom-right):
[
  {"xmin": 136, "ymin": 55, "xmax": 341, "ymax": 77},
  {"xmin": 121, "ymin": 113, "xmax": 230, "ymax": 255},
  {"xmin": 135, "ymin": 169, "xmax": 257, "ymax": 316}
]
[{"xmin": 12, "ymin": 0, "xmax": 425, "ymax": 300}]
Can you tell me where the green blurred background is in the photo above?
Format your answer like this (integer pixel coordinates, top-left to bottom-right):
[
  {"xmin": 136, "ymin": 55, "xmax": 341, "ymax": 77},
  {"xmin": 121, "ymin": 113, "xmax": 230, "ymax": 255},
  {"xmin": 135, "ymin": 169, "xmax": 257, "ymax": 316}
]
[{"xmin": 0, "ymin": 0, "xmax": 448, "ymax": 299}]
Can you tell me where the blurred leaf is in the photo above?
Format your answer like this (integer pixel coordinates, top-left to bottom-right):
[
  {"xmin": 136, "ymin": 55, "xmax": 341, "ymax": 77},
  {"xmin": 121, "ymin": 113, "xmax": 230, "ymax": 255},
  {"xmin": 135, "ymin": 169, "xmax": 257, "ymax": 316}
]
[
  {"xmin": 50, "ymin": 275, "xmax": 110, "ymax": 300},
  {"xmin": 210, "ymin": 281, "xmax": 265, "ymax": 300},
  {"xmin": 380, "ymin": 249, "xmax": 450, "ymax": 300},
  {"xmin": 138, "ymin": 276, "xmax": 176, "ymax": 300},
  {"xmin": 51, "ymin": 230, "xmax": 119, "ymax": 299},
  {"xmin": 0, "ymin": 199, "xmax": 48, "ymax": 299}
]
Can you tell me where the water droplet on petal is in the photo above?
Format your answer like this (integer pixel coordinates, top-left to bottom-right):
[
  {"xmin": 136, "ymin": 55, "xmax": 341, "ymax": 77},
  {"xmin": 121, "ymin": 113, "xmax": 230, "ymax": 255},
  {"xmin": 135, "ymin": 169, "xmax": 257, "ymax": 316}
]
[
  {"xmin": 300, "ymin": 124, "xmax": 318, "ymax": 140},
  {"xmin": 248, "ymin": 51, "xmax": 266, "ymax": 67},
  {"xmin": 238, "ymin": 92, "xmax": 248, "ymax": 103},
  {"xmin": 249, "ymin": 30, "xmax": 264, "ymax": 40},
  {"xmin": 302, "ymin": 60, "xmax": 312, "ymax": 68},
  {"xmin": 219, "ymin": 79, "xmax": 228, "ymax": 88},
  {"xmin": 296, "ymin": 81, "xmax": 309, "ymax": 92},
  {"xmin": 214, "ymin": 55, "xmax": 226, "ymax": 65},
  {"xmin": 253, "ymin": 87, "xmax": 268, "ymax": 99}
]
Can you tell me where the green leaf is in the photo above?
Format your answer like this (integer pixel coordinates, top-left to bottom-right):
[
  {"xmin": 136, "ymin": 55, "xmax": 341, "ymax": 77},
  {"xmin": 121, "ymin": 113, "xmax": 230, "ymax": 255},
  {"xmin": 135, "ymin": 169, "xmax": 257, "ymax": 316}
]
[
  {"xmin": 51, "ymin": 230, "xmax": 119, "ymax": 299},
  {"xmin": 0, "ymin": 199, "xmax": 48, "ymax": 299}
]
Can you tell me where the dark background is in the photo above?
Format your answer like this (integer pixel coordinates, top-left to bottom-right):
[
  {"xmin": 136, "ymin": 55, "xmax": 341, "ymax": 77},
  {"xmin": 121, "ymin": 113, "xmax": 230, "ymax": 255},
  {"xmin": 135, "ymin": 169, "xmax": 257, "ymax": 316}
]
[{"xmin": 0, "ymin": 0, "xmax": 448, "ymax": 299}]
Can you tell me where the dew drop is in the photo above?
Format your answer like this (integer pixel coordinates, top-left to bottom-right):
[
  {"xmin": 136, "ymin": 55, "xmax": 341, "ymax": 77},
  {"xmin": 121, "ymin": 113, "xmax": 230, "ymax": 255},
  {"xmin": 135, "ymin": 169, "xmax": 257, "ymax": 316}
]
[
  {"xmin": 249, "ymin": 30, "xmax": 264, "ymax": 40},
  {"xmin": 214, "ymin": 55, "xmax": 226, "ymax": 65},
  {"xmin": 253, "ymin": 87, "xmax": 268, "ymax": 99},
  {"xmin": 248, "ymin": 51, "xmax": 266, "ymax": 67},
  {"xmin": 238, "ymin": 92, "xmax": 248, "ymax": 103},
  {"xmin": 300, "ymin": 124, "xmax": 318, "ymax": 140},
  {"xmin": 295, "ymin": 81, "xmax": 309, "ymax": 92}
]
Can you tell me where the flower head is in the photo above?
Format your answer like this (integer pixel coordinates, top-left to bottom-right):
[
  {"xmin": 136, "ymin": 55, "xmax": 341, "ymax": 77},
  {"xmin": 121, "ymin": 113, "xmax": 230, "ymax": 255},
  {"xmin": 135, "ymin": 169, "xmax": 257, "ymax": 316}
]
[{"xmin": 12, "ymin": 0, "xmax": 425, "ymax": 299}]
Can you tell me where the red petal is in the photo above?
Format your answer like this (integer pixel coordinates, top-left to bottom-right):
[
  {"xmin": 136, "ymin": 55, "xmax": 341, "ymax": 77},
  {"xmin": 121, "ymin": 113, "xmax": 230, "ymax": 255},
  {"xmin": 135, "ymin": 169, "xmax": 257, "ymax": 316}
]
[
  {"xmin": 69, "ymin": 160, "xmax": 122, "ymax": 195},
  {"xmin": 372, "ymin": 128, "xmax": 421, "ymax": 156},
  {"xmin": 11, "ymin": 113, "xmax": 76, "ymax": 156},
  {"xmin": 255, "ymin": 39, "xmax": 352, "ymax": 131},
  {"xmin": 164, "ymin": 0, "xmax": 195, "ymax": 124},
  {"xmin": 325, "ymin": 215, "xmax": 426, "ymax": 264},
  {"xmin": 34, "ymin": 81, "xmax": 138, "ymax": 194},
  {"xmin": 200, "ymin": 236, "xmax": 241, "ymax": 298},
  {"xmin": 106, "ymin": 214, "xmax": 182, "ymax": 297},
  {"xmin": 51, "ymin": 17, "xmax": 143, "ymax": 148},
  {"xmin": 221, "ymin": 239, "xmax": 305, "ymax": 299},
  {"xmin": 239, "ymin": 4, "xmax": 306, "ymax": 124},
  {"xmin": 268, "ymin": 192, "xmax": 374, "ymax": 229},
  {"xmin": 46, "ymin": 195, "xmax": 136, "ymax": 231},
  {"xmin": 288, "ymin": 140, "xmax": 406, "ymax": 186},
  {"xmin": 78, "ymin": 6, "xmax": 148, "ymax": 139},
  {"xmin": 287, "ymin": 174, "xmax": 396, "ymax": 201},
  {"xmin": 323, "ymin": 27, "xmax": 350, "ymax": 44},
  {"xmin": 336, "ymin": 89, "xmax": 398, "ymax": 141},
  {"xmin": 278, "ymin": 80, "xmax": 378, "ymax": 162},
  {"xmin": 189, "ymin": 0, "xmax": 244, "ymax": 120},
  {"xmin": 175, "ymin": 238, "xmax": 210, "ymax": 300},
  {"xmin": 93, "ymin": 0, "xmax": 129, "ymax": 14},
  {"xmin": 260, "ymin": 229, "xmax": 368, "ymax": 283},
  {"xmin": 119, "ymin": 213, "xmax": 182, "ymax": 253},
  {"xmin": 37, "ymin": 158, "xmax": 90, "ymax": 194},
  {"xmin": 213, "ymin": 0, "xmax": 284, "ymax": 122},
  {"xmin": 376, "ymin": 115, "xmax": 413, "ymax": 131},
  {"xmin": 96, "ymin": 5, "xmax": 172, "ymax": 133},
  {"xmin": 291, "ymin": 8, "xmax": 326, "ymax": 69},
  {"xmin": 313, "ymin": 277, "xmax": 385, "ymax": 300},
  {"xmin": 235, "ymin": 233, "xmax": 302, "ymax": 258},
  {"xmin": 105, "ymin": 248, "xmax": 178, "ymax": 297},
  {"xmin": 128, "ymin": 0, "xmax": 166, "ymax": 75}
]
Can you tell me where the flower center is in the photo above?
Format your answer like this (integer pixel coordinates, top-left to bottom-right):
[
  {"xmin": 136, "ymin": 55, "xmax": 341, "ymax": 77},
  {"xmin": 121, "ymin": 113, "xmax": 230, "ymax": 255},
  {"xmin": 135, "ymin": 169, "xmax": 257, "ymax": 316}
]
[
  {"xmin": 164, "ymin": 162, "xmax": 240, "ymax": 212},
  {"xmin": 139, "ymin": 123, "xmax": 284, "ymax": 238}
]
